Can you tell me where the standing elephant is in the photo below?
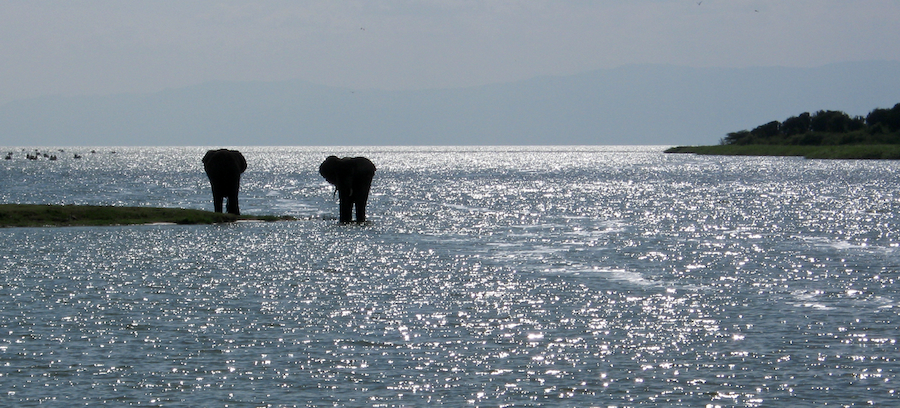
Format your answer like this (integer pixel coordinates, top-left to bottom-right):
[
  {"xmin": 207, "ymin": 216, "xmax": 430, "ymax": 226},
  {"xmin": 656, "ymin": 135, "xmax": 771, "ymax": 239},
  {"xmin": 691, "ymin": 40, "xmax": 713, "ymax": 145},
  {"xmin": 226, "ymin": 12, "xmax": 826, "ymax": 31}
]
[
  {"xmin": 319, "ymin": 156, "xmax": 376, "ymax": 223},
  {"xmin": 202, "ymin": 149, "xmax": 247, "ymax": 215}
]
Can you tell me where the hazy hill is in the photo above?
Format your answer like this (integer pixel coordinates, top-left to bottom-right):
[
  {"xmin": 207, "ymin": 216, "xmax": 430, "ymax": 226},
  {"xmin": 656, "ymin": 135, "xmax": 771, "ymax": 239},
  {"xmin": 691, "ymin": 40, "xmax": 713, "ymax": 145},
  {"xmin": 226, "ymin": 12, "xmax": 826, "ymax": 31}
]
[{"xmin": 2, "ymin": 61, "xmax": 899, "ymax": 146}]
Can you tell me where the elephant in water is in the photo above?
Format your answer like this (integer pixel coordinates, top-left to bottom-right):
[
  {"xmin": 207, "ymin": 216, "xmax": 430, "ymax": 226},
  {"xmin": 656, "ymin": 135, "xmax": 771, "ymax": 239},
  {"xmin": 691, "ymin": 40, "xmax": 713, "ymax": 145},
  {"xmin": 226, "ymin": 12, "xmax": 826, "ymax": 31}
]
[
  {"xmin": 202, "ymin": 149, "xmax": 247, "ymax": 215},
  {"xmin": 319, "ymin": 156, "xmax": 376, "ymax": 223}
]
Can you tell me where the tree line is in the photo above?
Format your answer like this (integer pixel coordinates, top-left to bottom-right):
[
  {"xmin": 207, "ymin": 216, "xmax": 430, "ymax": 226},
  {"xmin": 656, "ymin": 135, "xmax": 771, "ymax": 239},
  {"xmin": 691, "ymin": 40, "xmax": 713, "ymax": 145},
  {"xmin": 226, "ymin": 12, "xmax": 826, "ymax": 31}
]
[{"xmin": 722, "ymin": 103, "xmax": 900, "ymax": 146}]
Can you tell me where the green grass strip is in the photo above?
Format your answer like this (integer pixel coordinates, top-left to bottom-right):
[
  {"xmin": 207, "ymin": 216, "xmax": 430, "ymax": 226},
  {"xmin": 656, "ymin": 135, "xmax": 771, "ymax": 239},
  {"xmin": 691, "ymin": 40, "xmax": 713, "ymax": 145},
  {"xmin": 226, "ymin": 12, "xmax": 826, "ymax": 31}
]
[{"xmin": 0, "ymin": 204, "xmax": 294, "ymax": 228}]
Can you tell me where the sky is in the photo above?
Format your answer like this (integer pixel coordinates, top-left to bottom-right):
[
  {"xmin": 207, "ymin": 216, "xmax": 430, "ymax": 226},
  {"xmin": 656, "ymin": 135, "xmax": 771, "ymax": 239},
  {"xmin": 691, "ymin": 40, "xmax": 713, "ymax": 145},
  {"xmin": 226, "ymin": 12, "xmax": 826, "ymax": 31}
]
[{"xmin": 2, "ymin": 0, "xmax": 899, "ymax": 107}]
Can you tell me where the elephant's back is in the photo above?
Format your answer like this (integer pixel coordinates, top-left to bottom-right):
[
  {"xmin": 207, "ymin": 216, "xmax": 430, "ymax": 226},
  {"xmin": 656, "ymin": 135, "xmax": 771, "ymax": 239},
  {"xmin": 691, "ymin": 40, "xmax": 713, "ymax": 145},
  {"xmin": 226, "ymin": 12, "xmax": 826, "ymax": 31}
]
[{"xmin": 203, "ymin": 149, "xmax": 246, "ymax": 174}]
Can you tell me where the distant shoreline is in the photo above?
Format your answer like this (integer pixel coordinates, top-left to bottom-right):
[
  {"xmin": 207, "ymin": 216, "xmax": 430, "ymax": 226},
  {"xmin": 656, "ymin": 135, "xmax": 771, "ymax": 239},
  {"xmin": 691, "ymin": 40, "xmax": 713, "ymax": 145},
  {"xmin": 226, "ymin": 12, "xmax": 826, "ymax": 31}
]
[
  {"xmin": 0, "ymin": 204, "xmax": 295, "ymax": 228},
  {"xmin": 664, "ymin": 144, "xmax": 900, "ymax": 160}
]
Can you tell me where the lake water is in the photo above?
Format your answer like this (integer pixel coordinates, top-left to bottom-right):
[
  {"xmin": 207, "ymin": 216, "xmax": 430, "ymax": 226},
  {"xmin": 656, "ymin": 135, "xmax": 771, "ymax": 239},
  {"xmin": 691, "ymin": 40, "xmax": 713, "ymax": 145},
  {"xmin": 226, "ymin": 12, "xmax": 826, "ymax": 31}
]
[{"xmin": 1, "ymin": 146, "xmax": 898, "ymax": 407}]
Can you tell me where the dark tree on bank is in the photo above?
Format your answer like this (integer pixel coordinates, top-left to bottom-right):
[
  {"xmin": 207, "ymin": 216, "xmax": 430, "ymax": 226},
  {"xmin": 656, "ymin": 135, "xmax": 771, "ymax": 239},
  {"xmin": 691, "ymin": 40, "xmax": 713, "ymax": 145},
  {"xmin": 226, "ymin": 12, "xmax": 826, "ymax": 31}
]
[
  {"xmin": 866, "ymin": 103, "xmax": 900, "ymax": 132},
  {"xmin": 809, "ymin": 110, "xmax": 864, "ymax": 133},
  {"xmin": 781, "ymin": 112, "xmax": 811, "ymax": 136},
  {"xmin": 721, "ymin": 103, "xmax": 898, "ymax": 146},
  {"xmin": 722, "ymin": 130, "xmax": 752, "ymax": 145},
  {"xmin": 751, "ymin": 121, "xmax": 781, "ymax": 138}
]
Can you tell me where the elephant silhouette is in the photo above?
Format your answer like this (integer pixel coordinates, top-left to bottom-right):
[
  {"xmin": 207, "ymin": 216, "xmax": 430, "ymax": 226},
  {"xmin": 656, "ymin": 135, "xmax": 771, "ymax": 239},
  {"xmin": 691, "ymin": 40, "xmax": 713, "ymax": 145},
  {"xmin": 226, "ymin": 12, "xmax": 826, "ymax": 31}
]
[
  {"xmin": 202, "ymin": 149, "xmax": 247, "ymax": 215},
  {"xmin": 319, "ymin": 156, "xmax": 376, "ymax": 223}
]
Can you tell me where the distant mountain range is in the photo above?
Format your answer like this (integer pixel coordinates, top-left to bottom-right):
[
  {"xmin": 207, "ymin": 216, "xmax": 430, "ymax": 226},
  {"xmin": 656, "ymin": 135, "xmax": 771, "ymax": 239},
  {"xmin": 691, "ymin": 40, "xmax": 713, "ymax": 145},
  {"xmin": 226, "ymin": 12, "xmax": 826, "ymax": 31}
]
[{"xmin": 2, "ymin": 61, "xmax": 899, "ymax": 146}]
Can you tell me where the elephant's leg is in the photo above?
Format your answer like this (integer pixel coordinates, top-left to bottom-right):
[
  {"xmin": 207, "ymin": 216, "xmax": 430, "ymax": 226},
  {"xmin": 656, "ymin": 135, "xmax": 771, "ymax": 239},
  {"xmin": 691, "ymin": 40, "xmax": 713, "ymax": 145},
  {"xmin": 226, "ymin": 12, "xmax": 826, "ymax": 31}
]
[
  {"xmin": 354, "ymin": 191, "xmax": 370, "ymax": 222},
  {"xmin": 355, "ymin": 200, "xmax": 366, "ymax": 222},
  {"xmin": 213, "ymin": 193, "xmax": 224, "ymax": 213},
  {"xmin": 338, "ymin": 190, "xmax": 354, "ymax": 223},
  {"xmin": 226, "ymin": 193, "xmax": 240, "ymax": 215},
  {"xmin": 353, "ymin": 178, "xmax": 373, "ymax": 222}
]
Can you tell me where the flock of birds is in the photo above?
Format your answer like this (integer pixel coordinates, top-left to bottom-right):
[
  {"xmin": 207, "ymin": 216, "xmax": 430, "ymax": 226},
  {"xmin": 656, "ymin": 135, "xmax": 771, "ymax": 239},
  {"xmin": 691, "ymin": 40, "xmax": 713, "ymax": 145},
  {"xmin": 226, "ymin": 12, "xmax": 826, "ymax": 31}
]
[{"xmin": 4, "ymin": 149, "xmax": 115, "ymax": 161}]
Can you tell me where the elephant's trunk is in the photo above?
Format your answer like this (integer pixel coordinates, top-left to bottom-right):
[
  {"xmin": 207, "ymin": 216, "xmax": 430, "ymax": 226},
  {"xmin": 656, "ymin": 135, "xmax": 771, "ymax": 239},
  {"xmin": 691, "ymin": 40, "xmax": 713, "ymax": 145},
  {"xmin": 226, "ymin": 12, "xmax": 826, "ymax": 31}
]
[{"xmin": 331, "ymin": 186, "xmax": 353, "ymax": 198}]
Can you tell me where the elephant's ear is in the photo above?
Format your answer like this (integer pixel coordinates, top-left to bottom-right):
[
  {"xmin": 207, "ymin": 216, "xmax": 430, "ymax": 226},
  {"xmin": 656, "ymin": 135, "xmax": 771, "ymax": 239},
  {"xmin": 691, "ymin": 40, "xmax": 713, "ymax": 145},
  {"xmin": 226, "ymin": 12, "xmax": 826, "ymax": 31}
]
[{"xmin": 236, "ymin": 152, "xmax": 247, "ymax": 173}]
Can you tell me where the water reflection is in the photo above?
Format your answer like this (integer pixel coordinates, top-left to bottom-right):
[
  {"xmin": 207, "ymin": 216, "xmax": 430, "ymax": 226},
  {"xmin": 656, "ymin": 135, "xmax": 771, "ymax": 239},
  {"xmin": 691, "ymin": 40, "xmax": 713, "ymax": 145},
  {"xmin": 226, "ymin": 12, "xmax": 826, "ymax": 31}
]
[{"xmin": 1, "ymin": 146, "xmax": 898, "ymax": 405}]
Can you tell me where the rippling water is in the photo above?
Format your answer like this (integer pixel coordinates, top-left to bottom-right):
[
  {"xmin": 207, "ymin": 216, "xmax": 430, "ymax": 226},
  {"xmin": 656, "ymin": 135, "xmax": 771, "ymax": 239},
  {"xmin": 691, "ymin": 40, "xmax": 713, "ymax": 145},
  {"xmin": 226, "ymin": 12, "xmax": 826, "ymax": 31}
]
[{"xmin": 1, "ymin": 146, "xmax": 898, "ymax": 406}]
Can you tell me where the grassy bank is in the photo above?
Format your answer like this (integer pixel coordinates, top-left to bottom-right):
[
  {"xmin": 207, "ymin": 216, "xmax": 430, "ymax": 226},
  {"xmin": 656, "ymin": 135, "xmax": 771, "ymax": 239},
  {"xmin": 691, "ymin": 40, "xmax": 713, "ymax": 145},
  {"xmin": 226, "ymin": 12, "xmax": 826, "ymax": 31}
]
[
  {"xmin": 0, "ymin": 204, "xmax": 294, "ymax": 228},
  {"xmin": 664, "ymin": 144, "xmax": 900, "ymax": 160}
]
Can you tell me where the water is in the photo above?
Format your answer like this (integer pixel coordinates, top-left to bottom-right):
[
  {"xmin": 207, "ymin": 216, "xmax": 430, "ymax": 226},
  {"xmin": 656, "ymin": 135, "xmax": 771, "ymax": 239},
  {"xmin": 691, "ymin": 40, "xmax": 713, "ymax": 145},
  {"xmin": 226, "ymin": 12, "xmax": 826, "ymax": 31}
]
[{"xmin": 1, "ymin": 146, "xmax": 898, "ymax": 407}]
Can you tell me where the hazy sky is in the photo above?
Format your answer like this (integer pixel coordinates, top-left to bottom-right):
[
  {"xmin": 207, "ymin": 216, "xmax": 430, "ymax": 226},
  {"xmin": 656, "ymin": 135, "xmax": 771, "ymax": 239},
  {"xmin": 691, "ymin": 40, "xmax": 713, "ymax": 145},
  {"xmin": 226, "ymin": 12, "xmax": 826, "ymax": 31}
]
[{"xmin": 2, "ymin": 1, "xmax": 899, "ymax": 105}]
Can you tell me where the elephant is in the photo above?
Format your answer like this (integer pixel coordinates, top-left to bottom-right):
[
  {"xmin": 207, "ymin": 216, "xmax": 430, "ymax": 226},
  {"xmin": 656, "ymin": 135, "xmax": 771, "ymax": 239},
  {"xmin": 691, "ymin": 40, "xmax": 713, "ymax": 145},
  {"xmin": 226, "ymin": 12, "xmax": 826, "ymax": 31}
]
[
  {"xmin": 319, "ymin": 156, "xmax": 376, "ymax": 223},
  {"xmin": 202, "ymin": 149, "xmax": 247, "ymax": 215}
]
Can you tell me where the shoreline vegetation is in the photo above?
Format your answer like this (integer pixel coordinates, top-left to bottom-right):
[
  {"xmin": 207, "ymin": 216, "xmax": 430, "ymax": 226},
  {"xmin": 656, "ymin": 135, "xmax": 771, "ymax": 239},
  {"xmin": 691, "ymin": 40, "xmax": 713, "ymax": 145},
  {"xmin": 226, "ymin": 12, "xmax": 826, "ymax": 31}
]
[
  {"xmin": 664, "ymin": 144, "xmax": 900, "ymax": 160},
  {"xmin": 0, "ymin": 204, "xmax": 295, "ymax": 228},
  {"xmin": 666, "ymin": 103, "xmax": 900, "ymax": 159}
]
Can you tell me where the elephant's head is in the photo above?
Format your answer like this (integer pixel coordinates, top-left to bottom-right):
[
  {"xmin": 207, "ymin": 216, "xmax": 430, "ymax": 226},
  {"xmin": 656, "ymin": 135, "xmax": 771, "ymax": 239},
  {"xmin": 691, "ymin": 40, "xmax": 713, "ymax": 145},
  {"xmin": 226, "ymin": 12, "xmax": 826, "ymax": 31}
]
[{"xmin": 318, "ymin": 155, "xmax": 342, "ymax": 184}]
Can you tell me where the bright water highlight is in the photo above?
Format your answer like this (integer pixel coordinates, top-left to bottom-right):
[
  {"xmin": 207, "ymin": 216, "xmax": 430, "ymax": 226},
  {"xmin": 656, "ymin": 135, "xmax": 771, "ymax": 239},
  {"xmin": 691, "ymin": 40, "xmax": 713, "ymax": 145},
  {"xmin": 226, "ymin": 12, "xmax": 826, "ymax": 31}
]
[{"xmin": 1, "ymin": 146, "xmax": 898, "ymax": 406}]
